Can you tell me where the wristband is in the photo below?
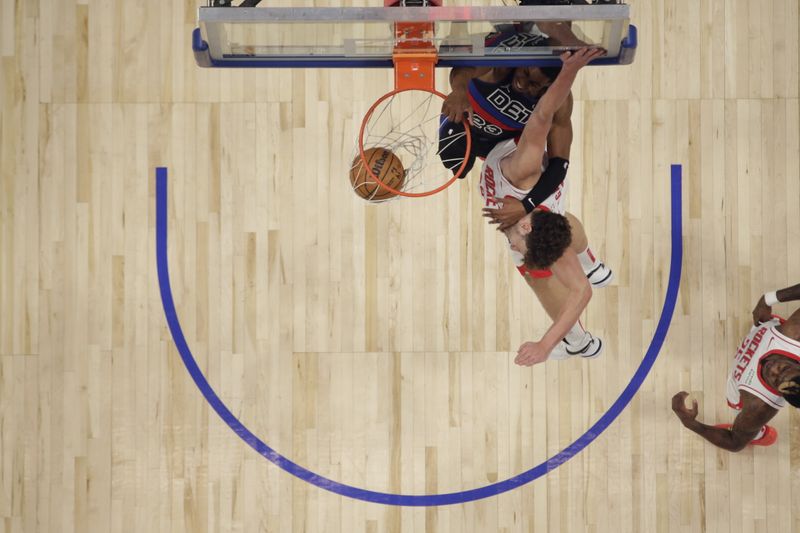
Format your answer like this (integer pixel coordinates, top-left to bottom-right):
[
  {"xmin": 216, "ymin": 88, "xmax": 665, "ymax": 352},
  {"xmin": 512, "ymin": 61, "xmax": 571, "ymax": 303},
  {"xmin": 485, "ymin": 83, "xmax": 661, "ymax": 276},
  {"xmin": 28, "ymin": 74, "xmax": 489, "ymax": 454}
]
[
  {"xmin": 764, "ymin": 291, "xmax": 780, "ymax": 306},
  {"xmin": 523, "ymin": 196, "xmax": 537, "ymax": 214},
  {"xmin": 522, "ymin": 157, "xmax": 570, "ymax": 213}
]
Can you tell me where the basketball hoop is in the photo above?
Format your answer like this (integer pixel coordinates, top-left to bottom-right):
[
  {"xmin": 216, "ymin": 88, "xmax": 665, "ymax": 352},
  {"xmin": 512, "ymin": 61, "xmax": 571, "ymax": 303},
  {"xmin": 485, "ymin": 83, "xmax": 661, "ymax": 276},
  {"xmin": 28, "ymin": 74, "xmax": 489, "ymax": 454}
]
[
  {"xmin": 357, "ymin": 87, "xmax": 471, "ymax": 199},
  {"xmin": 354, "ymin": 0, "xmax": 471, "ymax": 199}
]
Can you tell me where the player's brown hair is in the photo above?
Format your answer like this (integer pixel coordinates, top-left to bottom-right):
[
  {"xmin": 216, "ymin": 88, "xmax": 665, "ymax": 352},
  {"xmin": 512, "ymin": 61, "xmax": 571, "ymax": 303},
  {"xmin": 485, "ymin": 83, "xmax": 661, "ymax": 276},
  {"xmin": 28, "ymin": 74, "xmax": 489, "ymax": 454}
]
[{"xmin": 523, "ymin": 210, "xmax": 572, "ymax": 269}]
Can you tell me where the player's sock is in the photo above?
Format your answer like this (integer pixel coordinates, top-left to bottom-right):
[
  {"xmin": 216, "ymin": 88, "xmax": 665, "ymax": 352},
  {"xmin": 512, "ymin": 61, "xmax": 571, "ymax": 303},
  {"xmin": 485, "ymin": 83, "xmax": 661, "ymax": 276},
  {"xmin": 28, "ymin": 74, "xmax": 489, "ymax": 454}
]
[
  {"xmin": 578, "ymin": 245, "xmax": 614, "ymax": 288},
  {"xmin": 563, "ymin": 321, "xmax": 588, "ymax": 346},
  {"xmin": 577, "ymin": 246, "xmax": 599, "ymax": 272}
]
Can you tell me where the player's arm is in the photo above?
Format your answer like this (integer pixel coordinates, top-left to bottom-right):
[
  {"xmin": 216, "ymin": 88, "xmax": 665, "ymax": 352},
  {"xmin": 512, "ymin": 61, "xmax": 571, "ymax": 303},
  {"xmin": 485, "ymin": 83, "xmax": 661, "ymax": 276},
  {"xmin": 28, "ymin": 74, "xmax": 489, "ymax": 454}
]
[
  {"xmin": 502, "ymin": 48, "xmax": 602, "ymax": 184},
  {"xmin": 514, "ymin": 248, "xmax": 591, "ymax": 366},
  {"xmin": 449, "ymin": 67, "xmax": 492, "ymax": 88},
  {"xmin": 539, "ymin": 249, "xmax": 592, "ymax": 352},
  {"xmin": 536, "ymin": 21, "xmax": 589, "ymax": 48},
  {"xmin": 520, "ymin": 93, "xmax": 572, "ymax": 209},
  {"xmin": 546, "ymin": 93, "xmax": 573, "ymax": 160},
  {"xmin": 518, "ymin": 93, "xmax": 574, "ymax": 207},
  {"xmin": 753, "ymin": 282, "xmax": 800, "ymax": 324},
  {"xmin": 442, "ymin": 67, "xmax": 493, "ymax": 123},
  {"xmin": 671, "ymin": 391, "xmax": 778, "ymax": 452},
  {"xmin": 484, "ymin": 94, "xmax": 574, "ymax": 231}
]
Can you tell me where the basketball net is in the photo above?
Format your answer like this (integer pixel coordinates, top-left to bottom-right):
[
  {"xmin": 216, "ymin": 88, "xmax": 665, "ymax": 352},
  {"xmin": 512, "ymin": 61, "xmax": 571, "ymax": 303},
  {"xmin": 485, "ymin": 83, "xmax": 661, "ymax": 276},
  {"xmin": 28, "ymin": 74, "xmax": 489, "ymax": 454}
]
[{"xmin": 352, "ymin": 0, "xmax": 471, "ymax": 199}]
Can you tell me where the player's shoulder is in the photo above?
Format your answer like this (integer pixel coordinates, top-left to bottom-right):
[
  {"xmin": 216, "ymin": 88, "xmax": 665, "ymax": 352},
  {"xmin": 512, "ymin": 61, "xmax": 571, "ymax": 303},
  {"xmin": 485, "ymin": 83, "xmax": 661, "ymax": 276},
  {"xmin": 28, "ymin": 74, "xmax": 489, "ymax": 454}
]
[
  {"xmin": 486, "ymin": 137, "xmax": 519, "ymax": 159},
  {"xmin": 739, "ymin": 389, "xmax": 780, "ymax": 418},
  {"xmin": 550, "ymin": 247, "xmax": 591, "ymax": 284}
]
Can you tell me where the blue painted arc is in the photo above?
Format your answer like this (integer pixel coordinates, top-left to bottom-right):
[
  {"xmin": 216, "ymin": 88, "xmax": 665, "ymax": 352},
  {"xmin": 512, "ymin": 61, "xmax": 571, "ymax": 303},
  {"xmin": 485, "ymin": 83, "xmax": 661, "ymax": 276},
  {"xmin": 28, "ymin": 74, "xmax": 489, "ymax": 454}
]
[{"xmin": 155, "ymin": 164, "xmax": 683, "ymax": 506}]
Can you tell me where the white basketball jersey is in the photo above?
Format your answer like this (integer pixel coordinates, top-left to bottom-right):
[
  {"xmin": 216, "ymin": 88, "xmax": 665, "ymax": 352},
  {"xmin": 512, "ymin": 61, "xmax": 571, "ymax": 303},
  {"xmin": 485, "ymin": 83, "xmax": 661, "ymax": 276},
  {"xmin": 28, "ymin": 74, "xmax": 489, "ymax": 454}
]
[
  {"xmin": 479, "ymin": 138, "xmax": 566, "ymax": 267},
  {"xmin": 726, "ymin": 319, "xmax": 800, "ymax": 410},
  {"xmin": 479, "ymin": 138, "xmax": 565, "ymax": 214}
]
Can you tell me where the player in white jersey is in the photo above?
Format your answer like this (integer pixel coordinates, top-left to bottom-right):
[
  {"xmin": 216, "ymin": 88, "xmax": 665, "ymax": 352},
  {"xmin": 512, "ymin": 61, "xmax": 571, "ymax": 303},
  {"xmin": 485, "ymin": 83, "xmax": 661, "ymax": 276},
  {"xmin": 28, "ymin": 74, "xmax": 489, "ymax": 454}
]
[
  {"xmin": 480, "ymin": 140, "xmax": 609, "ymax": 362},
  {"xmin": 672, "ymin": 298, "xmax": 800, "ymax": 452},
  {"xmin": 475, "ymin": 47, "xmax": 607, "ymax": 366}
]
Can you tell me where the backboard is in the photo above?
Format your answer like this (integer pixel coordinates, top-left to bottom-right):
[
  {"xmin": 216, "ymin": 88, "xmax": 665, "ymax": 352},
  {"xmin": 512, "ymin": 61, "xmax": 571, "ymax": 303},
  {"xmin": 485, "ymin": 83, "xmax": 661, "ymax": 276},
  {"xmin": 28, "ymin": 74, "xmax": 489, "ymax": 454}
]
[{"xmin": 193, "ymin": 5, "xmax": 637, "ymax": 68}]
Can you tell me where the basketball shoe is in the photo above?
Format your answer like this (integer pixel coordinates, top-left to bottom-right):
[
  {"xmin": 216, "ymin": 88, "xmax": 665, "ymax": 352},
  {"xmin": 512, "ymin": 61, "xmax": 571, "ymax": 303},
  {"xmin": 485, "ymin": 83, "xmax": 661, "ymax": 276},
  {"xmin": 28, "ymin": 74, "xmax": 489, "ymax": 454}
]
[
  {"xmin": 577, "ymin": 247, "xmax": 614, "ymax": 288},
  {"xmin": 549, "ymin": 332, "xmax": 603, "ymax": 360},
  {"xmin": 586, "ymin": 262, "xmax": 614, "ymax": 288}
]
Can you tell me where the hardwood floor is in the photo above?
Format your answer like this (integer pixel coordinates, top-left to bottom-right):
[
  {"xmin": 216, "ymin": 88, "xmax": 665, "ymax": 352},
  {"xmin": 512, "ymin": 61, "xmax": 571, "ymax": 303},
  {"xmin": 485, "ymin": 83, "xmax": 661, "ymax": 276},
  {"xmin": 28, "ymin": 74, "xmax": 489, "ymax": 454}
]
[{"xmin": 0, "ymin": 1, "xmax": 798, "ymax": 531}]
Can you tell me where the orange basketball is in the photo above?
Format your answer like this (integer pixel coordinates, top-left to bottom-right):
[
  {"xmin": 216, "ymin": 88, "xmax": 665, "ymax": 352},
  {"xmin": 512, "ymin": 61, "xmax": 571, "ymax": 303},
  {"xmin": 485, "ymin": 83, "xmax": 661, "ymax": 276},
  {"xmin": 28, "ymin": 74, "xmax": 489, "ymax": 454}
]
[{"xmin": 349, "ymin": 147, "xmax": 406, "ymax": 201}]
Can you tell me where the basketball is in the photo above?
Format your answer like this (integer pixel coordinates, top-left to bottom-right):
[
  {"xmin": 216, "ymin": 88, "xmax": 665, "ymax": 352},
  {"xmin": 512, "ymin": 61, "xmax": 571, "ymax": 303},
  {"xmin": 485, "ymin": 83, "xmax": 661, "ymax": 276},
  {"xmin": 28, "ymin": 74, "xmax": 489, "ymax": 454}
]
[{"xmin": 349, "ymin": 147, "xmax": 406, "ymax": 201}]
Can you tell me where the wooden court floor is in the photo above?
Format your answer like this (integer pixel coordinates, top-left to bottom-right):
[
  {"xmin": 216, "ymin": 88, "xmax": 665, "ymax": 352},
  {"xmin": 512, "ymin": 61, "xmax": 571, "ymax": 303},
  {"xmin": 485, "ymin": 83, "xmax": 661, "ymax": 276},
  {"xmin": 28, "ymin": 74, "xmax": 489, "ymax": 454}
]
[{"xmin": 1, "ymin": 0, "xmax": 799, "ymax": 532}]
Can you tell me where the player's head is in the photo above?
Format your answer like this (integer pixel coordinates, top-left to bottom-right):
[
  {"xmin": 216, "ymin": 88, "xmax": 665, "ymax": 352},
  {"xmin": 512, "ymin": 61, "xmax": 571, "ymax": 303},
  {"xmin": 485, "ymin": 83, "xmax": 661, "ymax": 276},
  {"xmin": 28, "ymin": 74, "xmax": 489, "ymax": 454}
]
[
  {"xmin": 505, "ymin": 209, "xmax": 572, "ymax": 269},
  {"xmin": 763, "ymin": 354, "xmax": 800, "ymax": 407},
  {"xmin": 511, "ymin": 66, "xmax": 562, "ymax": 97}
]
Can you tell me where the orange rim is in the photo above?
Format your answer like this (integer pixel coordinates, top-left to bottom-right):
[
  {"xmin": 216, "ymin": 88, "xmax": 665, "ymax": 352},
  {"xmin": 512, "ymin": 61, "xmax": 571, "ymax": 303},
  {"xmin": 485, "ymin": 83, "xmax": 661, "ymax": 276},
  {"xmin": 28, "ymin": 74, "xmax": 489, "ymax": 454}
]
[{"xmin": 358, "ymin": 87, "xmax": 472, "ymax": 198}]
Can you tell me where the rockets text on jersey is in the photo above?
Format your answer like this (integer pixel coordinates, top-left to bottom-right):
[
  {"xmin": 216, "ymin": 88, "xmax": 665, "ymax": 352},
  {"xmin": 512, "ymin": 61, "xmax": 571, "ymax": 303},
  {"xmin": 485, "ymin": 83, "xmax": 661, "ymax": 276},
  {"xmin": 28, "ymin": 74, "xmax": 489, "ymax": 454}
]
[
  {"xmin": 733, "ymin": 326, "xmax": 768, "ymax": 380},
  {"xmin": 481, "ymin": 166, "xmax": 500, "ymax": 208}
]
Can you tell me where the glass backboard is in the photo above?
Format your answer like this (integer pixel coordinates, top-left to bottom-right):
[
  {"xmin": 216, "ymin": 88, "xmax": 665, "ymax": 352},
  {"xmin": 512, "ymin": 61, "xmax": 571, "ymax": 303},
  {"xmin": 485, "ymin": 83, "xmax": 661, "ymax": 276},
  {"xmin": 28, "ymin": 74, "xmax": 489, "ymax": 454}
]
[{"xmin": 193, "ymin": 5, "xmax": 636, "ymax": 68}]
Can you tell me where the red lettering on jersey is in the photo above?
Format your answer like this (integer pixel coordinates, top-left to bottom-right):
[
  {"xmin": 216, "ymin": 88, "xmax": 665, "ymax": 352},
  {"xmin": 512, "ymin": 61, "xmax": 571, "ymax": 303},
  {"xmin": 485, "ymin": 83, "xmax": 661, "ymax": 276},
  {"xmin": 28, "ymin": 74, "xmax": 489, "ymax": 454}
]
[
  {"xmin": 483, "ymin": 166, "xmax": 498, "ymax": 207},
  {"xmin": 733, "ymin": 327, "xmax": 767, "ymax": 380},
  {"xmin": 550, "ymin": 182, "xmax": 563, "ymax": 203}
]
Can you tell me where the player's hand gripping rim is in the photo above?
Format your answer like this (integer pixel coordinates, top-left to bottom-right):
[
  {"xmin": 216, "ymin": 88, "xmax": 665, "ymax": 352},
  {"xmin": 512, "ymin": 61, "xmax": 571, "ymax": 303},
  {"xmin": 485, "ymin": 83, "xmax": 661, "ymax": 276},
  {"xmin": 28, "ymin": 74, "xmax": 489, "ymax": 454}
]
[{"xmin": 558, "ymin": 47, "xmax": 606, "ymax": 71}]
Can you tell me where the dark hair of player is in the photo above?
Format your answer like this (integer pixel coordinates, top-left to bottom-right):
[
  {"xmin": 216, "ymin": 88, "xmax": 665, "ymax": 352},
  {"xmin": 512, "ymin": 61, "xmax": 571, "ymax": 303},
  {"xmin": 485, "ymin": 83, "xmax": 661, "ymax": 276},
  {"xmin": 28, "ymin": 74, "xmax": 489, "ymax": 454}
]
[
  {"xmin": 524, "ymin": 210, "xmax": 572, "ymax": 269},
  {"xmin": 780, "ymin": 377, "xmax": 800, "ymax": 408}
]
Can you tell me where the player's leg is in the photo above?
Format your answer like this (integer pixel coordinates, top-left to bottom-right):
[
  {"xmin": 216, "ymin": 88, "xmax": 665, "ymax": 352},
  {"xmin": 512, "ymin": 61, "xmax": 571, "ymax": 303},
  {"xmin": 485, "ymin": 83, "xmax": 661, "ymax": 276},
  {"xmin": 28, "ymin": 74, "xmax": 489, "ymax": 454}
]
[{"xmin": 564, "ymin": 211, "xmax": 614, "ymax": 288}]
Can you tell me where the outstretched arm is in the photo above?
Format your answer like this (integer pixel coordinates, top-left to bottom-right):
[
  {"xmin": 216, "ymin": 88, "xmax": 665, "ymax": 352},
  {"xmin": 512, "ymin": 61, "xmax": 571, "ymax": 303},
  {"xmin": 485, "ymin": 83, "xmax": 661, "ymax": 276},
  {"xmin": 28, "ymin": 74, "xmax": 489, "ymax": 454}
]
[
  {"xmin": 514, "ymin": 249, "xmax": 592, "ymax": 366},
  {"xmin": 671, "ymin": 391, "xmax": 778, "ymax": 452},
  {"xmin": 484, "ymin": 93, "xmax": 575, "ymax": 231},
  {"xmin": 753, "ymin": 282, "xmax": 800, "ymax": 324},
  {"xmin": 537, "ymin": 21, "xmax": 589, "ymax": 48},
  {"xmin": 546, "ymin": 92, "xmax": 574, "ymax": 160},
  {"xmin": 502, "ymin": 48, "xmax": 603, "ymax": 185},
  {"xmin": 540, "ymin": 249, "xmax": 592, "ymax": 350}
]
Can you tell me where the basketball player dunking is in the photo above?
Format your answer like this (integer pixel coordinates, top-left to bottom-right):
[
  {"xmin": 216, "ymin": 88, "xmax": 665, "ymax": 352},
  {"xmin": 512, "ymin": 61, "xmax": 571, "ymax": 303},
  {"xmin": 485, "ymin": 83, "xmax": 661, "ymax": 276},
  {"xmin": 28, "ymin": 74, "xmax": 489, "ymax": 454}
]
[
  {"xmin": 476, "ymin": 47, "xmax": 606, "ymax": 366},
  {"xmin": 440, "ymin": 48, "xmax": 613, "ymax": 290},
  {"xmin": 672, "ymin": 284, "xmax": 800, "ymax": 451},
  {"xmin": 440, "ymin": 63, "xmax": 577, "ymax": 230}
]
